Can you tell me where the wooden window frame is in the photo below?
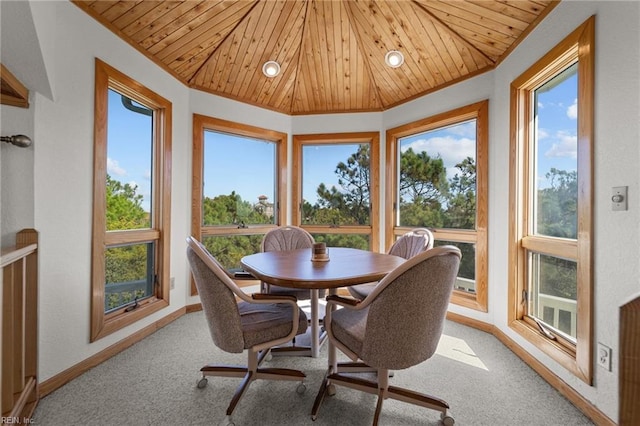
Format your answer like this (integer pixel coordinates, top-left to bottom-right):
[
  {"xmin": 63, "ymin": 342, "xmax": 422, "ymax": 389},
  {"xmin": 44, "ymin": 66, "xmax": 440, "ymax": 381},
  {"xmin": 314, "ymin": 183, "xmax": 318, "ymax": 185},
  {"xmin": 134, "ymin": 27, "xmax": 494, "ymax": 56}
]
[
  {"xmin": 508, "ymin": 17, "xmax": 594, "ymax": 384},
  {"xmin": 385, "ymin": 101, "xmax": 489, "ymax": 312},
  {"xmin": 292, "ymin": 132, "xmax": 380, "ymax": 251},
  {"xmin": 191, "ymin": 115, "xmax": 288, "ymax": 294},
  {"xmin": 91, "ymin": 59, "xmax": 172, "ymax": 342}
]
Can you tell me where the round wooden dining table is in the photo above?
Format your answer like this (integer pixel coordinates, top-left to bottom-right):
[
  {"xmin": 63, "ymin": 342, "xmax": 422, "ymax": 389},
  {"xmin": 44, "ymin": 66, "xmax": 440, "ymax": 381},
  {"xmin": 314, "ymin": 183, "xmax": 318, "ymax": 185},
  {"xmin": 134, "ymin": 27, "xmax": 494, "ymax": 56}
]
[{"xmin": 241, "ymin": 247, "xmax": 405, "ymax": 357}]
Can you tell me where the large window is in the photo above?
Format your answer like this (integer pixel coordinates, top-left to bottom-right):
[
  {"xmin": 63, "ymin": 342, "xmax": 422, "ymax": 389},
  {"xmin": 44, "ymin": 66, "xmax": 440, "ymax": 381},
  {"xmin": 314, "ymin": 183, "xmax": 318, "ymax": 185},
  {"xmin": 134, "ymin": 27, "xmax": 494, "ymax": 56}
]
[
  {"xmin": 509, "ymin": 17, "xmax": 593, "ymax": 383},
  {"xmin": 191, "ymin": 115, "xmax": 287, "ymax": 293},
  {"xmin": 386, "ymin": 101, "xmax": 489, "ymax": 311},
  {"xmin": 91, "ymin": 59, "xmax": 172, "ymax": 341},
  {"xmin": 292, "ymin": 133, "xmax": 380, "ymax": 250}
]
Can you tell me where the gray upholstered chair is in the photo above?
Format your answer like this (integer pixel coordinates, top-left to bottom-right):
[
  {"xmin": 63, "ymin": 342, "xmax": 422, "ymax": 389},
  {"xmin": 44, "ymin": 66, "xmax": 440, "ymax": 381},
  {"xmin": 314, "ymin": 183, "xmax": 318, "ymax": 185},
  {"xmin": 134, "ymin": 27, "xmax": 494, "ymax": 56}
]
[
  {"xmin": 261, "ymin": 225, "xmax": 325, "ymax": 299},
  {"xmin": 186, "ymin": 236, "xmax": 307, "ymax": 424},
  {"xmin": 348, "ymin": 227, "xmax": 434, "ymax": 300},
  {"xmin": 311, "ymin": 246, "xmax": 461, "ymax": 426}
]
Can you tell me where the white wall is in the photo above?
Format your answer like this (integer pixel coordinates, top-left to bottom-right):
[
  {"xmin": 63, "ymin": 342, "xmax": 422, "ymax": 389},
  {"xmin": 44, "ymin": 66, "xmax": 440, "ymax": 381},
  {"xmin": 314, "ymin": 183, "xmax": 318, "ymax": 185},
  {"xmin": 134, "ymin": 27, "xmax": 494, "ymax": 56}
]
[
  {"xmin": 0, "ymin": 101, "xmax": 35, "ymax": 248},
  {"xmin": 26, "ymin": 1, "xmax": 192, "ymax": 379},
  {"xmin": 2, "ymin": 0, "xmax": 638, "ymax": 423},
  {"xmin": 488, "ymin": 1, "xmax": 640, "ymax": 420}
]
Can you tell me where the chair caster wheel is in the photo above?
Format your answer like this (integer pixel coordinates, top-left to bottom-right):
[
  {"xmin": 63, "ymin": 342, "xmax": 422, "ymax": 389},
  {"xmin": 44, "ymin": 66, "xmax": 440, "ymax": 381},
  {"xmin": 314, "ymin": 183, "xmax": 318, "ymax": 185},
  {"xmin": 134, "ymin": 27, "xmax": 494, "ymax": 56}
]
[
  {"xmin": 296, "ymin": 383, "xmax": 307, "ymax": 394},
  {"xmin": 265, "ymin": 353, "xmax": 273, "ymax": 362},
  {"xmin": 221, "ymin": 415, "xmax": 235, "ymax": 426},
  {"xmin": 311, "ymin": 415, "xmax": 317, "ymax": 422},
  {"xmin": 440, "ymin": 412, "xmax": 455, "ymax": 426},
  {"xmin": 196, "ymin": 377, "xmax": 208, "ymax": 389},
  {"xmin": 327, "ymin": 384, "xmax": 336, "ymax": 396}
]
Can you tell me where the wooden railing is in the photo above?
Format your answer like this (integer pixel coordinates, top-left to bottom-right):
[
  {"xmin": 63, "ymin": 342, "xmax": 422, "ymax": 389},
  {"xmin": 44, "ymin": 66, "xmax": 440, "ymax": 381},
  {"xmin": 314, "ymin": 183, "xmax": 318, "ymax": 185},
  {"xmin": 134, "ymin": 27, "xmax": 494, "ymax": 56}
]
[{"xmin": 1, "ymin": 229, "xmax": 38, "ymax": 423}]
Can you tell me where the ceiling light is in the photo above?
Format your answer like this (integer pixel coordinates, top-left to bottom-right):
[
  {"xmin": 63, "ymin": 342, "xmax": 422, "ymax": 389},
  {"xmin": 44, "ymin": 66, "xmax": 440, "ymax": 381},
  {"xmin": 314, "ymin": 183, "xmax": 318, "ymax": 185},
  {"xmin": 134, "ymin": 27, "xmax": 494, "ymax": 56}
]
[
  {"xmin": 385, "ymin": 50, "xmax": 404, "ymax": 68},
  {"xmin": 262, "ymin": 61, "xmax": 281, "ymax": 77}
]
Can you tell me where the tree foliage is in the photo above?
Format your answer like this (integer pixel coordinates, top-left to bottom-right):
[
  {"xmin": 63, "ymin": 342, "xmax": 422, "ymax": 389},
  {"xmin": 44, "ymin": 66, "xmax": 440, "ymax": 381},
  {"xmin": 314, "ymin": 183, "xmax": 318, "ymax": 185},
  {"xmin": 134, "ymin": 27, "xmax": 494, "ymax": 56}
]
[
  {"xmin": 199, "ymin": 145, "xmax": 577, "ymax": 301},
  {"xmin": 104, "ymin": 175, "xmax": 151, "ymax": 309}
]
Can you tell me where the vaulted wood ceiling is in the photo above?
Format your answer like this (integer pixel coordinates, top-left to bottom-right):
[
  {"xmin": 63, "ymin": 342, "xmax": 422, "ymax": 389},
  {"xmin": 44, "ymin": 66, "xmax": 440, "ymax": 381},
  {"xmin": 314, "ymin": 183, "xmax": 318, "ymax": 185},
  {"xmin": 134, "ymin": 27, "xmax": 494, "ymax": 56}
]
[{"xmin": 73, "ymin": 0, "xmax": 558, "ymax": 115}]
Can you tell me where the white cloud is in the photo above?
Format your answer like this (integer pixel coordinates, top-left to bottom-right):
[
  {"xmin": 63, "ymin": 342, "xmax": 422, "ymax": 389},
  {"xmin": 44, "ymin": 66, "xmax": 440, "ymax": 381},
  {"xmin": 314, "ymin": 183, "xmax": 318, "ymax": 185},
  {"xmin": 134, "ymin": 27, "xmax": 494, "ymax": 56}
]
[
  {"xmin": 567, "ymin": 98, "xmax": 577, "ymax": 119},
  {"xmin": 144, "ymin": 169, "xmax": 151, "ymax": 180},
  {"xmin": 544, "ymin": 130, "xmax": 577, "ymax": 158},
  {"xmin": 537, "ymin": 128, "xmax": 550, "ymax": 140},
  {"xmin": 107, "ymin": 157, "xmax": 126, "ymax": 176},
  {"xmin": 402, "ymin": 135, "xmax": 476, "ymax": 179}
]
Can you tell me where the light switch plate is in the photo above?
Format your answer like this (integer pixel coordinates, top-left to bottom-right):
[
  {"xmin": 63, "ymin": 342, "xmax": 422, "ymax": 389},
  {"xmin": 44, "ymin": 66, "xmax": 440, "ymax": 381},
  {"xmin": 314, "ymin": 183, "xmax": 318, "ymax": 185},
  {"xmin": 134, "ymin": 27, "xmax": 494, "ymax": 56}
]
[{"xmin": 612, "ymin": 186, "xmax": 628, "ymax": 211}]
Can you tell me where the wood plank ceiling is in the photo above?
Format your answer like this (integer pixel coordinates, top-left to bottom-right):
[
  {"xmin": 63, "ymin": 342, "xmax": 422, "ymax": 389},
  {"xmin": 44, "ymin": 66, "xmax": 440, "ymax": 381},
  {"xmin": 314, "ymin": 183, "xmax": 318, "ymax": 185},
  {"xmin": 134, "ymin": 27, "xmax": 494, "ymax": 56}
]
[{"xmin": 72, "ymin": 0, "xmax": 558, "ymax": 115}]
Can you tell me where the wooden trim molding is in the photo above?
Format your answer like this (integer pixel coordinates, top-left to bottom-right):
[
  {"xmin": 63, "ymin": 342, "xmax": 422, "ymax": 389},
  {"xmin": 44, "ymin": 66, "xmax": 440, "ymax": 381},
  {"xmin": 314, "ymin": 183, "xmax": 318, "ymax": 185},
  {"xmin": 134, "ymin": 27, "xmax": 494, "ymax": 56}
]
[
  {"xmin": 620, "ymin": 295, "xmax": 640, "ymax": 425},
  {"xmin": 508, "ymin": 16, "xmax": 594, "ymax": 384},
  {"xmin": 292, "ymin": 132, "xmax": 381, "ymax": 251},
  {"xmin": 0, "ymin": 63, "xmax": 29, "ymax": 108},
  {"xmin": 386, "ymin": 100, "xmax": 489, "ymax": 312}
]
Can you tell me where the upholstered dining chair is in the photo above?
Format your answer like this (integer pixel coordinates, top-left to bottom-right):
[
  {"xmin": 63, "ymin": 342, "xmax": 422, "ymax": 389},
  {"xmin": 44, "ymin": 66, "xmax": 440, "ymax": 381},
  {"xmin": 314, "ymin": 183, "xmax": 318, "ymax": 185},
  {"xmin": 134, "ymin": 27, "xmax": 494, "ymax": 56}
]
[
  {"xmin": 186, "ymin": 236, "xmax": 307, "ymax": 424},
  {"xmin": 348, "ymin": 227, "xmax": 434, "ymax": 300},
  {"xmin": 311, "ymin": 246, "xmax": 461, "ymax": 426},
  {"xmin": 261, "ymin": 225, "xmax": 325, "ymax": 299}
]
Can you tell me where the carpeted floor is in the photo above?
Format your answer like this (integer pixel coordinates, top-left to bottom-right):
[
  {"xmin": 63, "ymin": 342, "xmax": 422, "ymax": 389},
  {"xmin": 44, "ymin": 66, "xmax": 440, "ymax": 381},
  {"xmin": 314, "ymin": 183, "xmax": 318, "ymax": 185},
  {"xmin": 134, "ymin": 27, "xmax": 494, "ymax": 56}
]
[{"xmin": 33, "ymin": 311, "xmax": 593, "ymax": 425}]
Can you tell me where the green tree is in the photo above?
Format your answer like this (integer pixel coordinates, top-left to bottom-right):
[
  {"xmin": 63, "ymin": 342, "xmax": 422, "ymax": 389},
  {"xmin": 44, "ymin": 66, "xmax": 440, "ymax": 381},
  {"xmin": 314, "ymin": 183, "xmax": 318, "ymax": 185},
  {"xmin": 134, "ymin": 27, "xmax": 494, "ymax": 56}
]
[
  {"xmin": 398, "ymin": 148, "xmax": 448, "ymax": 228},
  {"xmin": 106, "ymin": 174, "xmax": 148, "ymax": 230},
  {"xmin": 104, "ymin": 175, "xmax": 150, "ymax": 309},
  {"xmin": 312, "ymin": 145, "xmax": 371, "ymax": 226},
  {"xmin": 536, "ymin": 168, "xmax": 577, "ymax": 239},
  {"xmin": 444, "ymin": 157, "xmax": 476, "ymax": 230},
  {"xmin": 202, "ymin": 191, "xmax": 272, "ymax": 269},
  {"xmin": 536, "ymin": 168, "xmax": 578, "ymax": 299}
]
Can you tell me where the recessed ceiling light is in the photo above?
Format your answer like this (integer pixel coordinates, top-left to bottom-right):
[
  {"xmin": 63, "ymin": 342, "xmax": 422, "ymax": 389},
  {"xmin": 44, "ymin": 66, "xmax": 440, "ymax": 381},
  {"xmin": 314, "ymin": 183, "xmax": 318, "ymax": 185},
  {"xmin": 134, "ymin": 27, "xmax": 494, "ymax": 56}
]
[
  {"xmin": 262, "ymin": 61, "xmax": 281, "ymax": 77},
  {"xmin": 385, "ymin": 50, "xmax": 404, "ymax": 68}
]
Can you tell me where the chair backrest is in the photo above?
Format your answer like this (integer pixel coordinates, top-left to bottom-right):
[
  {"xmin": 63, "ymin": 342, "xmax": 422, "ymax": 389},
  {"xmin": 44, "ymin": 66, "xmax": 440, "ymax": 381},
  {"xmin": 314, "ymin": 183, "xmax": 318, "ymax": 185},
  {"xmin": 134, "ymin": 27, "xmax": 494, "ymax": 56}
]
[
  {"xmin": 388, "ymin": 228, "xmax": 434, "ymax": 259},
  {"xmin": 360, "ymin": 246, "xmax": 461, "ymax": 370},
  {"xmin": 261, "ymin": 225, "xmax": 314, "ymax": 252},
  {"xmin": 186, "ymin": 237, "xmax": 246, "ymax": 353}
]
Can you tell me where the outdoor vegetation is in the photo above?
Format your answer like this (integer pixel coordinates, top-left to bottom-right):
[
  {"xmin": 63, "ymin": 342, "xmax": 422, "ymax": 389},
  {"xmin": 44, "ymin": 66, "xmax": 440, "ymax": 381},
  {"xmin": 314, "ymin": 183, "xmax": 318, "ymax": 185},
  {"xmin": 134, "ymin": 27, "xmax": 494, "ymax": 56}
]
[{"xmin": 106, "ymin": 146, "xmax": 577, "ymax": 302}]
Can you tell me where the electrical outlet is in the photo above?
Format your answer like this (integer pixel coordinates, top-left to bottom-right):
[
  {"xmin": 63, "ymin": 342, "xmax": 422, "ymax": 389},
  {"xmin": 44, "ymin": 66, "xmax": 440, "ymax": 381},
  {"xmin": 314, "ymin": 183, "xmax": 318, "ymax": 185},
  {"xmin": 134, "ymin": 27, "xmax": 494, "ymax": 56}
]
[
  {"xmin": 170, "ymin": 277, "xmax": 175, "ymax": 290},
  {"xmin": 597, "ymin": 343, "xmax": 612, "ymax": 371}
]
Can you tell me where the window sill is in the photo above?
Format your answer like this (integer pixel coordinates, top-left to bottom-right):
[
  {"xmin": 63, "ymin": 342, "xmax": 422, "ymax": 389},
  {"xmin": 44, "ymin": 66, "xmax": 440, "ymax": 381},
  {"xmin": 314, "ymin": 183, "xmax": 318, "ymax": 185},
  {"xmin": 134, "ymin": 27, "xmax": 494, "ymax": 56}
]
[
  {"xmin": 509, "ymin": 318, "xmax": 590, "ymax": 384},
  {"xmin": 91, "ymin": 297, "xmax": 169, "ymax": 342}
]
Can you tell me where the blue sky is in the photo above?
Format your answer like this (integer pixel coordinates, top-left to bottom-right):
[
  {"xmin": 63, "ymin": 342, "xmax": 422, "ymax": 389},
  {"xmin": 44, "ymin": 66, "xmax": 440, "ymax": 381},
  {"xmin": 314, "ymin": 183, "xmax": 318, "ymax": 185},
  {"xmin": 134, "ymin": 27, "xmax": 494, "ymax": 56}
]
[{"xmin": 106, "ymin": 67, "xmax": 577, "ymax": 212}]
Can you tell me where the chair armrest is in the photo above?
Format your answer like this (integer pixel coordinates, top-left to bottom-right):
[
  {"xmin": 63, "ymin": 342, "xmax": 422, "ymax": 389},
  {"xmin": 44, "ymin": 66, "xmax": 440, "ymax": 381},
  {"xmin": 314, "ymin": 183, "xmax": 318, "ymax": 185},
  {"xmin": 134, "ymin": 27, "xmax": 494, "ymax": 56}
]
[
  {"xmin": 326, "ymin": 294, "xmax": 364, "ymax": 310},
  {"xmin": 252, "ymin": 293, "xmax": 298, "ymax": 303}
]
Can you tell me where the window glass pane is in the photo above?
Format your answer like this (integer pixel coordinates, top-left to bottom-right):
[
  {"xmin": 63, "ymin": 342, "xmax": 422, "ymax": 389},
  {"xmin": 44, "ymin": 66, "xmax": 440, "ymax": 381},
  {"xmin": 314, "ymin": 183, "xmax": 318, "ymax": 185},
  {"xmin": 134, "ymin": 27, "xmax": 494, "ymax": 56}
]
[
  {"xmin": 302, "ymin": 144, "xmax": 370, "ymax": 226},
  {"xmin": 202, "ymin": 235, "xmax": 264, "ymax": 272},
  {"xmin": 106, "ymin": 89, "xmax": 153, "ymax": 230},
  {"xmin": 528, "ymin": 252, "xmax": 577, "ymax": 340},
  {"xmin": 105, "ymin": 242, "xmax": 154, "ymax": 312},
  {"xmin": 203, "ymin": 131, "xmax": 277, "ymax": 226},
  {"xmin": 533, "ymin": 63, "xmax": 578, "ymax": 239},
  {"xmin": 434, "ymin": 240, "xmax": 476, "ymax": 293},
  {"xmin": 398, "ymin": 120, "xmax": 476, "ymax": 230},
  {"xmin": 311, "ymin": 233, "xmax": 369, "ymax": 250}
]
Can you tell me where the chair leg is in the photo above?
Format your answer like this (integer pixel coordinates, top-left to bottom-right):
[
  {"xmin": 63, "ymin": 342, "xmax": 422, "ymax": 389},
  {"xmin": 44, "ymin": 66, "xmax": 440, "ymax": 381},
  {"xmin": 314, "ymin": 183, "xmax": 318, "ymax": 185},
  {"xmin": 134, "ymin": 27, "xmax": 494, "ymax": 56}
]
[
  {"xmin": 226, "ymin": 371, "xmax": 255, "ymax": 415},
  {"xmin": 310, "ymin": 371, "xmax": 331, "ymax": 421},
  {"xmin": 372, "ymin": 392, "xmax": 384, "ymax": 426}
]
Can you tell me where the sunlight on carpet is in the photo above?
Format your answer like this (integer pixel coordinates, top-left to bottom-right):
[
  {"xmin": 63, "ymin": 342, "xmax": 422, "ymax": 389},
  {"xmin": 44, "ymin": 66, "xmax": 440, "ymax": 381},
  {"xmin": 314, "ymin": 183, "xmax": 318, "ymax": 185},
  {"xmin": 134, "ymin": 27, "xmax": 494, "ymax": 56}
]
[{"xmin": 436, "ymin": 334, "xmax": 489, "ymax": 371}]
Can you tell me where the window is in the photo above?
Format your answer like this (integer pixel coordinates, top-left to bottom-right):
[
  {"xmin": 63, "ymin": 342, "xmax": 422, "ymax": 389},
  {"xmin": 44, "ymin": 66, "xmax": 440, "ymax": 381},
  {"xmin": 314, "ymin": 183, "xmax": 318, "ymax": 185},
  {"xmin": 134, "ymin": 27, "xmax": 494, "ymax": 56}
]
[
  {"xmin": 191, "ymin": 115, "xmax": 287, "ymax": 293},
  {"xmin": 292, "ymin": 133, "xmax": 380, "ymax": 250},
  {"xmin": 509, "ymin": 17, "xmax": 593, "ymax": 383},
  {"xmin": 385, "ymin": 101, "xmax": 489, "ymax": 312},
  {"xmin": 91, "ymin": 59, "xmax": 172, "ymax": 341}
]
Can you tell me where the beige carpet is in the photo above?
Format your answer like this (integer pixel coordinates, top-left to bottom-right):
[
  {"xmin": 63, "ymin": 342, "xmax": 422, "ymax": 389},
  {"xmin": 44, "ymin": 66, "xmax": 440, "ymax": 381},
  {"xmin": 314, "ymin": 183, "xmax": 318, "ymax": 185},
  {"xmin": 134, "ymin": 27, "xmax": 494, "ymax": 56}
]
[{"xmin": 34, "ymin": 311, "xmax": 593, "ymax": 425}]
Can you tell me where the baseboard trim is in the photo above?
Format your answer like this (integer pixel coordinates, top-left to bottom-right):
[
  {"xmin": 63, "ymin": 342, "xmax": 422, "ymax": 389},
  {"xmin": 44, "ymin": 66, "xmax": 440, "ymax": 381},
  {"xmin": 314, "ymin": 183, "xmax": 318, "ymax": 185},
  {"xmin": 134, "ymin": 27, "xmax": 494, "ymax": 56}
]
[
  {"xmin": 446, "ymin": 312, "xmax": 616, "ymax": 426},
  {"xmin": 39, "ymin": 307, "xmax": 186, "ymax": 398},
  {"xmin": 185, "ymin": 303, "xmax": 203, "ymax": 313}
]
